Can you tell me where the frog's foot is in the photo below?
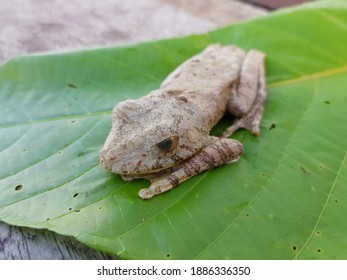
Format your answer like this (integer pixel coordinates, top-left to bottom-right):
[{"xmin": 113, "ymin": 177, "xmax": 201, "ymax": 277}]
[
  {"xmin": 138, "ymin": 137, "xmax": 243, "ymax": 199},
  {"xmin": 222, "ymin": 79, "xmax": 266, "ymax": 137},
  {"xmin": 223, "ymin": 50, "xmax": 266, "ymax": 137}
]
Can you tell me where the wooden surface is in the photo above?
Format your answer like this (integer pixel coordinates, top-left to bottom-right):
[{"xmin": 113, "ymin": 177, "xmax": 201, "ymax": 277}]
[{"xmin": 0, "ymin": 0, "xmax": 266, "ymax": 259}]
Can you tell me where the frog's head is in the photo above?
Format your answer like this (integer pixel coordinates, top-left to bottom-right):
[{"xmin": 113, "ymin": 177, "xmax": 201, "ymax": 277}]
[{"xmin": 99, "ymin": 93, "xmax": 209, "ymax": 175}]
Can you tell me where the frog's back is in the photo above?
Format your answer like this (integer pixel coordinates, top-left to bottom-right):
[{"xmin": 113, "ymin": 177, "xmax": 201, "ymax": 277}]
[{"xmin": 159, "ymin": 44, "xmax": 245, "ymax": 128}]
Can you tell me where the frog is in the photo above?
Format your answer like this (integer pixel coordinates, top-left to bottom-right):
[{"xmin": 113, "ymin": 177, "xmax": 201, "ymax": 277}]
[{"xmin": 99, "ymin": 44, "xmax": 266, "ymax": 199}]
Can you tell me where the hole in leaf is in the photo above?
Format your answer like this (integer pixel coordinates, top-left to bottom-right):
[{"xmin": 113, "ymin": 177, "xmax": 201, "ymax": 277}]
[
  {"xmin": 73, "ymin": 193, "xmax": 79, "ymax": 198},
  {"xmin": 15, "ymin": 185, "xmax": 23, "ymax": 191},
  {"xmin": 269, "ymin": 123, "xmax": 276, "ymax": 130}
]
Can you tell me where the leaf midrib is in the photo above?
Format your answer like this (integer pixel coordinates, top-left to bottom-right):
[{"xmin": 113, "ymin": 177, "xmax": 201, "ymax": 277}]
[{"xmin": 268, "ymin": 64, "xmax": 347, "ymax": 88}]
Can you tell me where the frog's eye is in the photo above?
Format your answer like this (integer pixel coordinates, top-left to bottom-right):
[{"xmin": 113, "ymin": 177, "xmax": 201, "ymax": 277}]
[{"xmin": 156, "ymin": 136, "xmax": 179, "ymax": 153}]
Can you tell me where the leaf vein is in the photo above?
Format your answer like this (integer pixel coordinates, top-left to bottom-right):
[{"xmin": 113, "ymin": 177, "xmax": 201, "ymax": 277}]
[{"xmin": 294, "ymin": 149, "xmax": 347, "ymax": 259}]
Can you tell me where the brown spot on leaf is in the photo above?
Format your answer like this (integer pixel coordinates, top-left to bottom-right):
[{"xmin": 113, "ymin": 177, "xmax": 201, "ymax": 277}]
[
  {"xmin": 68, "ymin": 83, "xmax": 77, "ymax": 89},
  {"xmin": 300, "ymin": 166, "xmax": 311, "ymax": 174}
]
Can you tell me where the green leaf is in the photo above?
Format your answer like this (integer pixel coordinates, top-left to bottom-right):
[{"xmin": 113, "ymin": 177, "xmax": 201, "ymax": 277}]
[{"xmin": 1, "ymin": 0, "xmax": 347, "ymax": 259}]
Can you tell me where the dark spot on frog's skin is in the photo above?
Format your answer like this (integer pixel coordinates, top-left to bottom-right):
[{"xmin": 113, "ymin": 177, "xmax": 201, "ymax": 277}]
[
  {"xmin": 166, "ymin": 89, "xmax": 181, "ymax": 96},
  {"xmin": 68, "ymin": 208, "xmax": 72, "ymax": 211},
  {"xmin": 108, "ymin": 156, "xmax": 116, "ymax": 162},
  {"xmin": 15, "ymin": 185, "xmax": 23, "ymax": 191},
  {"xmin": 171, "ymin": 154, "xmax": 182, "ymax": 163},
  {"xmin": 269, "ymin": 123, "xmax": 276, "ymax": 130},
  {"xmin": 166, "ymin": 253, "xmax": 171, "ymax": 258},
  {"xmin": 73, "ymin": 193, "xmax": 79, "ymax": 198},
  {"xmin": 136, "ymin": 160, "xmax": 142, "ymax": 168},
  {"xmin": 324, "ymin": 100, "xmax": 331, "ymax": 105},
  {"xmin": 168, "ymin": 174, "xmax": 179, "ymax": 187},
  {"xmin": 68, "ymin": 83, "xmax": 77, "ymax": 89},
  {"xmin": 175, "ymin": 95, "xmax": 188, "ymax": 103},
  {"xmin": 153, "ymin": 159, "xmax": 163, "ymax": 170},
  {"xmin": 292, "ymin": 246, "xmax": 297, "ymax": 251},
  {"xmin": 317, "ymin": 249, "xmax": 322, "ymax": 253}
]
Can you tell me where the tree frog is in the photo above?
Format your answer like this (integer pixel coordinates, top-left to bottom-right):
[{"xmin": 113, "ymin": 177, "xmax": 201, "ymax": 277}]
[{"xmin": 99, "ymin": 44, "xmax": 266, "ymax": 199}]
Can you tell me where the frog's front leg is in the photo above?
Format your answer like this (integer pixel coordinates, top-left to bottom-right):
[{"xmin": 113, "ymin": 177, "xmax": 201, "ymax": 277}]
[
  {"xmin": 138, "ymin": 136, "xmax": 243, "ymax": 199},
  {"xmin": 222, "ymin": 50, "xmax": 266, "ymax": 137}
]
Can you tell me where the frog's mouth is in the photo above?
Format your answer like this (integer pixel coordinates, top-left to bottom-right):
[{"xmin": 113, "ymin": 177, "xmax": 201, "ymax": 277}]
[
  {"xmin": 118, "ymin": 157, "xmax": 184, "ymax": 177},
  {"xmin": 120, "ymin": 165, "xmax": 176, "ymax": 182},
  {"xmin": 99, "ymin": 150, "xmax": 184, "ymax": 176}
]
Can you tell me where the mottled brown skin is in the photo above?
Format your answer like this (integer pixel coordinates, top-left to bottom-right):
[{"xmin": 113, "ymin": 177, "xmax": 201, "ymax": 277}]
[{"xmin": 99, "ymin": 44, "xmax": 266, "ymax": 199}]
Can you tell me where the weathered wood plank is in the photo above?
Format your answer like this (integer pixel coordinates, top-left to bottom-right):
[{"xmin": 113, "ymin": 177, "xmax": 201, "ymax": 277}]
[
  {"xmin": 0, "ymin": 0, "xmax": 266, "ymax": 65},
  {"xmin": 0, "ymin": 0, "xmax": 267, "ymax": 260}
]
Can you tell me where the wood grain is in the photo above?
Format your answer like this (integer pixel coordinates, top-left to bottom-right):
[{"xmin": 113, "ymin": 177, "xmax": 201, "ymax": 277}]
[{"xmin": 0, "ymin": 0, "xmax": 266, "ymax": 259}]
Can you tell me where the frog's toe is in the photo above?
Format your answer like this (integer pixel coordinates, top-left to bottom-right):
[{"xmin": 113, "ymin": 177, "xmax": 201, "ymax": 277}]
[{"xmin": 138, "ymin": 188, "xmax": 156, "ymax": 200}]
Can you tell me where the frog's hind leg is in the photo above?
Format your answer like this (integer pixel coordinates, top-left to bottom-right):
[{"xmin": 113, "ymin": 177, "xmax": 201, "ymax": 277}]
[
  {"xmin": 222, "ymin": 50, "xmax": 266, "ymax": 137},
  {"xmin": 138, "ymin": 137, "xmax": 243, "ymax": 199}
]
